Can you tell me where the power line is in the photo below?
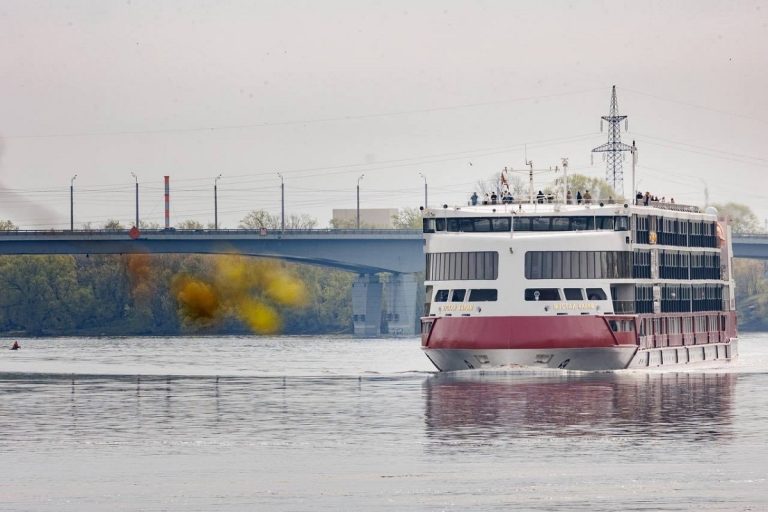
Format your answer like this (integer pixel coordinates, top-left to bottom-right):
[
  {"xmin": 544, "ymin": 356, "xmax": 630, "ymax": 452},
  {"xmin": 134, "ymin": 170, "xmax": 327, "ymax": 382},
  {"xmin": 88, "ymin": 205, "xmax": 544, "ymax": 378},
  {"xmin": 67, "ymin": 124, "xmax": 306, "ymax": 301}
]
[{"xmin": 4, "ymin": 88, "xmax": 604, "ymax": 140}]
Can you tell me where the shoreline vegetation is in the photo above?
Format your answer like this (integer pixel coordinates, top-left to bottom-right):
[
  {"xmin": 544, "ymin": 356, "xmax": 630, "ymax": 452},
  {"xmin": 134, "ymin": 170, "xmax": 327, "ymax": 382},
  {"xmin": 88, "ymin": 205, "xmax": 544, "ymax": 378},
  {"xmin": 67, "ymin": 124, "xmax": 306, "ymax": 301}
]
[{"xmin": 1, "ymin": 189, "xmax": 767, "ymax": 336}]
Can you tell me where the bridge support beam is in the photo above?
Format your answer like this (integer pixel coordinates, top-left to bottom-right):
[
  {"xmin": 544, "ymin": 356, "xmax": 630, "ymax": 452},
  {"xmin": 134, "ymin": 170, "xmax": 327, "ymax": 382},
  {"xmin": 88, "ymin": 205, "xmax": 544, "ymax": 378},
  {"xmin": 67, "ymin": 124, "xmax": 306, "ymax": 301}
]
[
  {"xmin": 352, "ymin": 273, "xmax": 383, "ymax": 336},
  {"xmin": 383, "ymin": 273, "xmax": 419, "ymax": 336}
]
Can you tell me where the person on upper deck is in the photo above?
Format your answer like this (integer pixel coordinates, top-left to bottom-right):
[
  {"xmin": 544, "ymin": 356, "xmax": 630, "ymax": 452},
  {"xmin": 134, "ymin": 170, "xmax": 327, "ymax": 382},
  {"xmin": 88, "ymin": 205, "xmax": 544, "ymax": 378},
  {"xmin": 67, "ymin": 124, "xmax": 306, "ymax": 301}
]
[
  {"xmin": 576, "ymin": 191, "xmax": 582, "ymax": 204},
  {"xmin": 644, "ymin": 192, "xmax": 651, "ymax": 206},
  {"xmin": 502, "ymin": 191, "xmax": 513, "ymax": 204},
  {"xmin": 536, "ymin": 190, "xmax": 544, "ymax": 204},
  {"xmin": 583, "ymin": 190, "xmax": 592, "ymax": 204},
  {"xmin": 566, "ymin": 190, "xmax": 572, "ymax": 204},
  {"xmin": 636, "ymin": 191, "xmax": 643, "ymax": 205},
  {"xmin": 490, "ymin": 192, "xmax": 498, "ymax": 205},
  {"xmin": 470, "ymin": 192, "xmax": 479, "ymax": 205}
]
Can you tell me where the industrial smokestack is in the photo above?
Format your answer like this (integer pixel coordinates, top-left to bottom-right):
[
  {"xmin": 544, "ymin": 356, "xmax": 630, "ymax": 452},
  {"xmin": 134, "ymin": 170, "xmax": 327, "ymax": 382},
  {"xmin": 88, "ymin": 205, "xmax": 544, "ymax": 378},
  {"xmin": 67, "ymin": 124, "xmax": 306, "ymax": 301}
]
[{"xmin": 164, "ymin": 176, "xmax": 170, "ymax": 229}]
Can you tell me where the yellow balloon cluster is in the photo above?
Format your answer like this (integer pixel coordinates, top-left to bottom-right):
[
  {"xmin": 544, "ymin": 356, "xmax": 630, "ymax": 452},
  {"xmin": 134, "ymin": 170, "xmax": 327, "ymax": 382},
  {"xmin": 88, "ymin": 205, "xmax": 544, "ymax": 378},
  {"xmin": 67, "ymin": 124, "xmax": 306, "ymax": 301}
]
[{"xmin": 172, "ymin": 256, "xmax": 308, "ymax": 333}]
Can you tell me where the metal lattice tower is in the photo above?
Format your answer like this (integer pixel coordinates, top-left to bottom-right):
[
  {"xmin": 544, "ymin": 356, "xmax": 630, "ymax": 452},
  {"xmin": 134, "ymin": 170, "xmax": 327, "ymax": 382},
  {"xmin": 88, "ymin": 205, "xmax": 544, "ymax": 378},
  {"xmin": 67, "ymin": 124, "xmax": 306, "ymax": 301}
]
[{"xmin": 592, "ymin": 85, "xmax": 632, "ymax": 196}]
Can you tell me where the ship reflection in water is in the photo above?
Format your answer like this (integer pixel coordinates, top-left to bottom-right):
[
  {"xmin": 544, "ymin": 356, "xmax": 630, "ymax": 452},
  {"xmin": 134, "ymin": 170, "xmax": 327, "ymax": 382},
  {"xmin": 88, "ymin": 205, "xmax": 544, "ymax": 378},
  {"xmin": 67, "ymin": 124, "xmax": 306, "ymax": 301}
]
[{"xmin": 424, "ymin": 371, "xmax": 734, "ymax": 442}]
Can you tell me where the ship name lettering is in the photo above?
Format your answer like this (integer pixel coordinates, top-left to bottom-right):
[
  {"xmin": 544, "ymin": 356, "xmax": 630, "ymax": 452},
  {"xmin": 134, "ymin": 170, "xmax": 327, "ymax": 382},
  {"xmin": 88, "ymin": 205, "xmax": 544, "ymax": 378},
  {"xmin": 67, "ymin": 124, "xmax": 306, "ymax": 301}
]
[
  {"xmin": 439, "ymin": 304, "xmax": 475, "ymax": 312},
  {"xmin": 553, "ymin": 303, "xmax": 596, "ymax": 311}
]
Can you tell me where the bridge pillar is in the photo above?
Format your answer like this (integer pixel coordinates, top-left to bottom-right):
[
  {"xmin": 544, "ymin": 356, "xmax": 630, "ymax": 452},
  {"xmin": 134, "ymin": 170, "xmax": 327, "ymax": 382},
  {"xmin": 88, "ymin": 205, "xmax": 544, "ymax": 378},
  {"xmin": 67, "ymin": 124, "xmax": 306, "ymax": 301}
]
[
  {"xmin": 384, "ymin": 273, "xmax": 419, "ymax": 336},
  {"xmin": 352, "ymin": 273, "xmax": 383, "ymax": 336}
]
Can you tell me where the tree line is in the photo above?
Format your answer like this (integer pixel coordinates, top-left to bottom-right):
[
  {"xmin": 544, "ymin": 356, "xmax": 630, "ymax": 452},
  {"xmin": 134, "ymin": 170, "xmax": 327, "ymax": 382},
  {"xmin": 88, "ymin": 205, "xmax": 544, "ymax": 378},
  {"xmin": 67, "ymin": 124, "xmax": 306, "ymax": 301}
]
[{"xmin": 0, "ymin": 208, "xmax": 423, "ymax": 337}]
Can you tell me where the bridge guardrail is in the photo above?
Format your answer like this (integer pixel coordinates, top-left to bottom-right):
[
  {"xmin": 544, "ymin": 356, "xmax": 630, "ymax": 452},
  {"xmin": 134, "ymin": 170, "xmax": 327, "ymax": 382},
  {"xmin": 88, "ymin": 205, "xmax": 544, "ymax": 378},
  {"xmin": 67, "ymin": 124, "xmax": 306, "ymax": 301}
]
[{"xmin": 0, "ymin": 228, "xmax": 423, "ymax": 236}]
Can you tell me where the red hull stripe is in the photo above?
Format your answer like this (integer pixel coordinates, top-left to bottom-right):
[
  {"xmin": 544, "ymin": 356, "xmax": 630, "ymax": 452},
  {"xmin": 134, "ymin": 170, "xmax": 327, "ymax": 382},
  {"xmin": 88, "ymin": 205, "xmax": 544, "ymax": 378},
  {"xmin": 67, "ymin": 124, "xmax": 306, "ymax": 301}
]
[{"xmin": 425, "ymin": 315, "xmax": 631, "ymax": 350}]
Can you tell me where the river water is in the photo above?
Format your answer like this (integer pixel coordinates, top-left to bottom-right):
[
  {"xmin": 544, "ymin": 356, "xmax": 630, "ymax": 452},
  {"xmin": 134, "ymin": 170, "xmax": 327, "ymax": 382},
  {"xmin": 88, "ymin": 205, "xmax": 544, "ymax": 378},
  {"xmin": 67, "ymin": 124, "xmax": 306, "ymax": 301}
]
[{"xmin": 1, "ymin": 333, "xmax": 767, "ymax": 511}]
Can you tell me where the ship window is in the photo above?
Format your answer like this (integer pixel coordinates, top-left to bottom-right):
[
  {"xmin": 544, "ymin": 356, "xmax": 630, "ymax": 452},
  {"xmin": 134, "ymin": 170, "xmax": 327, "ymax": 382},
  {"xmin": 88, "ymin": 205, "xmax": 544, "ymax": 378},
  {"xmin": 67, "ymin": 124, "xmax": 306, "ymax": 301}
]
[
  {"xmin": 435, "ymin": 289, "xmax": 449, "ymax": 302},
  {"xmin": 571, "ymin": 217, "xmax": 594, "ymax": 231},
  {"xmin": 525, "ymin": 288, "xmax": 561, "ymax": 301},
  {"xmin": 473, "ymin": 218, "xmax": 491, "ymax": 232},
  {"xmin": 551, "ymin": 217, "xmax": 570, "ymax": 230},
  {"xmin": 469, "ymin": 289, "xmax": 498, "ymax": 301},
  {"xmin": 597, "ymin": 216, "xmax": 615, "ymax": 230},
  {"xmin": 491, "ymin": 218, "xmax": 511, "ymax": 231},
  {"xmin": 564, "ymin": 288, "xmax": 584, "ymax": 300},
  {"xmin": 422, "ymin": 218, "xmax": 436, "ymax": 233},
  {"xmin": 514, "ymin": 217, "xmax": 531, "ymax": 231},
  {"xmin": 586, "ymin": 288, "xmax": 607, "ymax": 300},
  {"xmin": 532, "ymin": 217, "xmax": 551, "ymax": 231},
  {"xmin": 435, "ymin": 218, "xmax": 446, "ymax": 231},
  {"xmin": 451, "ymin": 289, "xmax": 466, "ymax": 302},
  {"xmin": 615, "ymin": 216, "xmax": 629, "ymax": 231}
]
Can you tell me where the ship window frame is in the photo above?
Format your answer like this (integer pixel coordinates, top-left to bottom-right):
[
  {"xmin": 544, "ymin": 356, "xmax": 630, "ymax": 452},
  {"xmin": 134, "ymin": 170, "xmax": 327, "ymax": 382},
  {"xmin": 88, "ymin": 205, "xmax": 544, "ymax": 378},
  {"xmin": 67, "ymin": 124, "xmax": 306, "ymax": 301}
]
[
  {"xmin": 586, "ymin": 288, "xmax": 608, "ymax": 300},
  {"xmin": 525, "ymin": 288, "xmax": 561, "ymax": 301},
  {"xmin": 450, "ymin": 289, "xmax": 467, "ymax": 302},
  {"xmin": 435, "ymin": 289, "xmax": 449, "ymax": 302},
  {"xmin": 564, "ymin": 288, "xmax": 585, "ymax": 301},
  {"xmin": 469, "ymin": 289, "xmax": 498, "ymax": 302}
]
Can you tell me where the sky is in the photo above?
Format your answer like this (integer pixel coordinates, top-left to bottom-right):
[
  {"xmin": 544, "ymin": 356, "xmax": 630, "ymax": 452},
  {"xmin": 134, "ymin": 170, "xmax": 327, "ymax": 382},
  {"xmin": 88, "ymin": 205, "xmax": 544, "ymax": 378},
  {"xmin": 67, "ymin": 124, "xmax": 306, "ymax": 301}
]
[{"xmin": 0, "ymin": 0, "xmax": 766, "ymax": 229}]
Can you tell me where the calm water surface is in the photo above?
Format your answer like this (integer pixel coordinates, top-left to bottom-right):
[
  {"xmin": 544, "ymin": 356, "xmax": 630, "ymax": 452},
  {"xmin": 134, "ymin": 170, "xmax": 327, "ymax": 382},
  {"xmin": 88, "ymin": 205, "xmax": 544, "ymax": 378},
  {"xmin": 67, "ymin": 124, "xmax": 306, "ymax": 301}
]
[{"xmin": 1, "ymin": 334, "xmax": 768, "ymax": 511}]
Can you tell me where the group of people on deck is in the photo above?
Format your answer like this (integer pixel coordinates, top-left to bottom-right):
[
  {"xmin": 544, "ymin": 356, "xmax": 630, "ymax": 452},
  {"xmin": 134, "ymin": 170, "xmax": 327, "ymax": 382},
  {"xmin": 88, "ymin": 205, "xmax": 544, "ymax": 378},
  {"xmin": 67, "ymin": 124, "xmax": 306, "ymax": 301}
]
[
  {"xmin": 470, "ymin": 190, "xmax": 514, "ymax": 206},
  {"xmin": 469, "ymin": 188, "xmax": 677, "ymax": 207},
  {"xmin": 636, "ymin": 191, "xmax": 674, "ymax": 206}
]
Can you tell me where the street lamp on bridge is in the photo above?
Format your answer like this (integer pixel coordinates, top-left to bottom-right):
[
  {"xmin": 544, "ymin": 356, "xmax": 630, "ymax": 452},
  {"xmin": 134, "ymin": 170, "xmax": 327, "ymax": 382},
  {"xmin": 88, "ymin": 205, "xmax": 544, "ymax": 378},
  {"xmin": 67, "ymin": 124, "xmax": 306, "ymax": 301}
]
[
  {"xmin": 130, "ymin": 172, "xmax": 139, "ymax": 228},
  {"xmin": 214, "ymin": 174, "xmax": 222, "ymax": 230},
  {"xmin": 278, "ymin": 172, "xmax": 285, "ymax": 233},
  {"xmin": 70, "ymin": 174, "xmax": 77, "ymax": 231},
  {"xmin": 418, "ymin": 172, "xmax": 428, "ymax": 209},
  {"xmin": 356, "ymin": 173, "xmax": 365, "ymax": 229}
]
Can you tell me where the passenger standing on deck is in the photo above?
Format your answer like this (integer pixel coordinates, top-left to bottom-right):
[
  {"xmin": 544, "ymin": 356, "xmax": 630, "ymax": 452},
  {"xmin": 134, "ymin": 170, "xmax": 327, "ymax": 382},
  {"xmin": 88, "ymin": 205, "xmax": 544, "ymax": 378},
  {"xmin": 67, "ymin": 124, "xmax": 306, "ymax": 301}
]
[
  {"xmin": 583, "ymin": 190, "xmax": 592, "ymax": 204},
  {"xmin": 636, "ymin": 191, "xmax": 643, "ymax": 205},
  {"xmin": 10, "ymin": 341, "xmax": 20, "ymax": 350},
  {"xmin": 470, "ymin": 192, "xmax": 478, "ymax": 205},
  {"xmin": 490, "ymin": 192, "xmax": 498, "ymax": 205},
  {"xmin": 576, "ymin": 191, "xmax": 582, "ymax": 204},
  {"xmin": 644, "ymin": 192, "xmax": 650, "ymax": 206},
  {"xmin": 537, "ymin": 190, "xmax": 544, "ymax": 204},
  {"xmin": 566, "ymin": 190, "xmax": 572, "ymax": 204}
]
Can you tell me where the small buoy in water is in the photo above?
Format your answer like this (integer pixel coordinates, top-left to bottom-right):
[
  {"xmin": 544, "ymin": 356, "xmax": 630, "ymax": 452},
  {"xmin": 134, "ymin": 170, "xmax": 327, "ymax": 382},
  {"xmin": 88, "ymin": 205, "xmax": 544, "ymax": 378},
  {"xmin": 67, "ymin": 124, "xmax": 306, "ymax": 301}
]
[{"xmin": 10, "ymin": 340, "xmax": 20, "ymax": 350}]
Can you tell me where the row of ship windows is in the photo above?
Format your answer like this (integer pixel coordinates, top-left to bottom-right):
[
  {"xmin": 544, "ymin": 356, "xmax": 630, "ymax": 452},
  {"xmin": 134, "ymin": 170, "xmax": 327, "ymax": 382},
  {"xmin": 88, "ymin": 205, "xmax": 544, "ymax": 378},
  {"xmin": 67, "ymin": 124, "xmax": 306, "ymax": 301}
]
[
  {"xmin": 423, "ymin": 215, "xmax": 630, "ymax": 233},
  {"xmin": 639, "ymin": 314, "xmax": 726, "ymax": 336},
  {"xmin": 634, "ymin": 216, "xmax": 719, "ymax": 248},
  {"xmin": 426, "ymin": 251, "xmax": 499, "ymax": 281},
  {"xmin": 433, "ymin": 287, "xmax": 608, "ymax": 303},
  {"xmin": 525, "ymin": 251, "xmax": 632, "ymax": 280},
  {"xmin": 427, "ymin": 250, "xmax": 724, "ymax": 282}
]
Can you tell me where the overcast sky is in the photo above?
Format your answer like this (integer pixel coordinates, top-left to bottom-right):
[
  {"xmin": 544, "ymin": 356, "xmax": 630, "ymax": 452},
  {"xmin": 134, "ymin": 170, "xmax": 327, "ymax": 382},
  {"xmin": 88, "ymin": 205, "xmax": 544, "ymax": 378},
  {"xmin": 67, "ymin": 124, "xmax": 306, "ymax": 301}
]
[{"xmin": 0, "ymin": 0, "xmax": 766, "ymax": 229}]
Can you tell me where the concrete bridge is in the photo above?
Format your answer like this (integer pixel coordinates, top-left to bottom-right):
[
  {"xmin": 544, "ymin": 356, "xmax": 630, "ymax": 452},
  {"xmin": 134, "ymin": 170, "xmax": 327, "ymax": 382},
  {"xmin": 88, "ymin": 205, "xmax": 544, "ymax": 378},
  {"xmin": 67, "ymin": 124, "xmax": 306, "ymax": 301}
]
[
  {"xmin": 731, "ymin": 235, "xmax": 768, "ymax": 260},
  {"xmin": 0, "ymin": 228, "xmax": 424, "ymax": 337},
  {"xmin": 0, "ymin": 229, "xmax": 766, "ymax": 336}
]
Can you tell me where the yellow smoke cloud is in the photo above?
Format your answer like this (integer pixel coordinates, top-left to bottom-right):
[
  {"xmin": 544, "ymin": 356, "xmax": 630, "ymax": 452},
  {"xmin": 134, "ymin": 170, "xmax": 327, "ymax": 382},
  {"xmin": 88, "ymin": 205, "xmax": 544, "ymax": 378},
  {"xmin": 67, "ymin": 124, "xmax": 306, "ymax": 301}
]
[{"xmin": 173, "ymin": 255, "xmax": 307, "ymax": 333}]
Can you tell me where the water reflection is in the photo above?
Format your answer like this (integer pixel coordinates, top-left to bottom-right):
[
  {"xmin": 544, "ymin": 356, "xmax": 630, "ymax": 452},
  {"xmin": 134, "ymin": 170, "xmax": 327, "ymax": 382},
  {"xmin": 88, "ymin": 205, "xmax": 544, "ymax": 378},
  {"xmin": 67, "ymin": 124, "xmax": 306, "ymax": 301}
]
[{"xmin": 424, "ymin": 371, "xmax": 735, "ymax": 442}]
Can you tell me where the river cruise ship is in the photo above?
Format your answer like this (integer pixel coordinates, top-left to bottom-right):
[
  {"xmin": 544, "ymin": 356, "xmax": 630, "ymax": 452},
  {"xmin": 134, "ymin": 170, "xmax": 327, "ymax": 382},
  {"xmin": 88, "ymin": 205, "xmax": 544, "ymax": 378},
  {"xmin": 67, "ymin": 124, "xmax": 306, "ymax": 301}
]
[{"xmin": 420, "ymin": 199, "xmax": 737, "ymax": 371}]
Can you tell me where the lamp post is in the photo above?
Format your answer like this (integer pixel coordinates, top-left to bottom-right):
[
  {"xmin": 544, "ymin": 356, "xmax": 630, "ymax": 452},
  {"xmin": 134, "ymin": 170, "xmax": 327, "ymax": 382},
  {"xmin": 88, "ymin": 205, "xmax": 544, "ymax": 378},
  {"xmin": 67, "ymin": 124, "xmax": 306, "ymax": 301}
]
[
  {"xmin": 356, "ymin": 173, "xmax": 365, "ymax": 229},
  {"xmin": 214, "ymin": 174, "xmax": 222, "ymax": 230},
  {"xmin": 70, "ymin": 174, "xmax": 77, "ymax": 231},
  {"xmin": 419, "ymin": 172, "xmax": 428, "ymax": 208},
  {"xmin": 278, "ymin": 172, "xmax": 285, "ymax": 232},
  {"xmin": 130, "ymin": 172, "xmax": 139, "ymax": 228}
]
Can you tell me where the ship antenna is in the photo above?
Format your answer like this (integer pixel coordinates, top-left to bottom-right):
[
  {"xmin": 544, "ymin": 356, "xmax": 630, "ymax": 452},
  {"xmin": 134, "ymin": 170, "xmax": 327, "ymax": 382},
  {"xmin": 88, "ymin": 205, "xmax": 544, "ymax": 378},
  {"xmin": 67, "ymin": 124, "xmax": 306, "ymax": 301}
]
[
  {"xmin": 592, "ymin": 85, "xmax": 632, "ymax": 198},
  {"xmin": 526, "ymin": 158, "xmax": 534, "ymax": 204}
]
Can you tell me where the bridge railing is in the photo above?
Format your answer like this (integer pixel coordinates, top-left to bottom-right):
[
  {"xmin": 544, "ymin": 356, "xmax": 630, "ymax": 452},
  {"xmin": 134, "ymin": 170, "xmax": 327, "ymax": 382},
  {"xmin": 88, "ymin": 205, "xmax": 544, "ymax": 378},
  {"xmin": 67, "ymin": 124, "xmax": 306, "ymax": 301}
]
[{"xmin": 0, "ymin": 228, "xmax": 423, "ymax": 236}]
